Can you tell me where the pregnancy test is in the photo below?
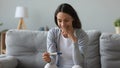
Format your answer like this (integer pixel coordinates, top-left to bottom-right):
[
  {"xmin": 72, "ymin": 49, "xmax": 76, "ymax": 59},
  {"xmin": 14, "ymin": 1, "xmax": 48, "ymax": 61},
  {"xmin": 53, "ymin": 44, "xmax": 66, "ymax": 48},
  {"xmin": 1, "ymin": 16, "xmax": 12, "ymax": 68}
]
[{"xmin": 49, "ymin": 52, "xmax": 62, "ymax": 56}]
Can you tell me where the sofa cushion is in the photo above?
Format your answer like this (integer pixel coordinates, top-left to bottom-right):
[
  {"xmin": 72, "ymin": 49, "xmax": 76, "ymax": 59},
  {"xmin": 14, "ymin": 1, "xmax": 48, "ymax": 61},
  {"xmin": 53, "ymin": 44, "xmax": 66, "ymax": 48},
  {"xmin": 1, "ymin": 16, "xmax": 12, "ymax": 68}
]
[
  {"xmin": 85, "ymin": 30, "xmax": 101, "ymax": 68},
  {"xmin": 0, "ymin": 55, "xmax": 18, "ymax": 68},
  {"xmin": 100, "ymin": 33, "xmax": 120, "ymax": 68},
  {"xmin": 5, "ymin": 29, "xmax": 102, "ymax": 68},
  {"xmin": 6, "ymin": 29, "xmax": 47, "ymax": 68}
]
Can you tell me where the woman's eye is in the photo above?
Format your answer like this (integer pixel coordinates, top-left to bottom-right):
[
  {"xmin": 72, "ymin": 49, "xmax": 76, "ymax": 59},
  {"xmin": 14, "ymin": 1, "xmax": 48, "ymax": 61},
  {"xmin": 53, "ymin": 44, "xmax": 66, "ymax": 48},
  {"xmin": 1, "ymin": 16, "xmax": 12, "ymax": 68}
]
[
  {"xmin": 59, "ymin": 21, "xmax": 62, "ymax": 22},
  {"xmin": 58, "ymin": 20, "xmax": 62, "ymax": 23},
  {"xmin": 64, "ymin": 20, "xmax": 69, "ymax": 22},
  {"xmin": 57, "ymin": 19, "xmax": 69, "ymax": 23}
]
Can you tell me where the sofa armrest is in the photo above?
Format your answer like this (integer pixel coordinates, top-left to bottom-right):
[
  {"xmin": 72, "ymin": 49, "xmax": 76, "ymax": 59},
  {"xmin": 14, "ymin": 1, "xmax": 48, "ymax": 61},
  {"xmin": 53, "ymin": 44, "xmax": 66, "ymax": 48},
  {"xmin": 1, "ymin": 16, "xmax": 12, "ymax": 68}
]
[{"xmin": 0, "ymin": 54, "xmax": 18, "ymax": 68}]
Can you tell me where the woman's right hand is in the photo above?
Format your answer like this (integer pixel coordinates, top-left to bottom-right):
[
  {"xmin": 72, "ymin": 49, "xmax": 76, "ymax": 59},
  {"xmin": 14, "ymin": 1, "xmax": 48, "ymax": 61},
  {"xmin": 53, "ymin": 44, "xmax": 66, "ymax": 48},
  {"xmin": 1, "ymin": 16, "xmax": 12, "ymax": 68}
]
[{"xmin": 42, "ymin": 52, "xmax": 51, "ymax": 63}]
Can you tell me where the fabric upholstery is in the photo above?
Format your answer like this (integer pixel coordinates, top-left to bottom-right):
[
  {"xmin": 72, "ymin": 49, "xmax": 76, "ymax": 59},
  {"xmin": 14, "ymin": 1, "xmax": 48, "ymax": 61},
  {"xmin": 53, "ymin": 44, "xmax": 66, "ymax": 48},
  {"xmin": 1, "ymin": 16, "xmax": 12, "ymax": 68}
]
[
  {"xmin": 100, "ymin": 33, "xmax": 120, "ymax": 68},
  {"xmin": 85, "ymin": 30, "xmax": 101, "ymax": 68},
  {"xmin": 0, "ymin": 55, "xmax": 17, "ymax": 68},
  {"xmin": 6, "ymin": 29, "xmax": 47, "ymax": 68},
  {"xmin": 0, "ymin": 29, "xmax": 120, "ymax": 68}
]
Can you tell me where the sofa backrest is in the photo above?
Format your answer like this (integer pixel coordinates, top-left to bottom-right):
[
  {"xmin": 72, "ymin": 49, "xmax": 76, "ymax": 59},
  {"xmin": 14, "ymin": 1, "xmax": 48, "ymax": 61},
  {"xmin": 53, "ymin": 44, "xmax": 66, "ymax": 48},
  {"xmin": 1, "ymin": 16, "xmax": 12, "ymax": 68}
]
[
  {"xmin": 85, "ymin": 30, "xmax": 101, "ymax": 68},
  {"xmin": 6, "ymin": 29, "xmax": 47, "ymax": 68},
  {"xmin": 100, "ymin": 33, "xmax": 120, "ymax": 68},
  {"xmin": 5, "ymin": 29, "xmax": 101, "ymax": 68}
]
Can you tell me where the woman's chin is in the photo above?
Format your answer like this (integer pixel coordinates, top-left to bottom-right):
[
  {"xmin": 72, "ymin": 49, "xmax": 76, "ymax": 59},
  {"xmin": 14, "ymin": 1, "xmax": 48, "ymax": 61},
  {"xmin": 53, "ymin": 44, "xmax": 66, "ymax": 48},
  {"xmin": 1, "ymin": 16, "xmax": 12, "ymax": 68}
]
[{"xmin": 63, "ymin": 35, "xmax": 68, "ymax": 38}]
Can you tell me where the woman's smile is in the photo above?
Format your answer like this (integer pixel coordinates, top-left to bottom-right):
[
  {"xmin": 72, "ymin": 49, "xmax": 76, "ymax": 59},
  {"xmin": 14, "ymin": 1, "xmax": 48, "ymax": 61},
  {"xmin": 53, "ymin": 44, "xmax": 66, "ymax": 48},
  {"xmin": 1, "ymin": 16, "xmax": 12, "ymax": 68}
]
[{"xmin": 56, "ymin": 12, "xmax": 73, "ymax": 30}]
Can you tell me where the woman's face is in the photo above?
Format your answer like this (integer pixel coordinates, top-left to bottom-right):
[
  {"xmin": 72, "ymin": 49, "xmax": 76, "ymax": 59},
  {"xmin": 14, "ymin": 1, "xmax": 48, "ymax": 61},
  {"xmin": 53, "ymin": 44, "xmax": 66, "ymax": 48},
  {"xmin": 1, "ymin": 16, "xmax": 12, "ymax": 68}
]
[{"xmin": 56, "ymin": 12, "xmax": 73, "ymax": 30}]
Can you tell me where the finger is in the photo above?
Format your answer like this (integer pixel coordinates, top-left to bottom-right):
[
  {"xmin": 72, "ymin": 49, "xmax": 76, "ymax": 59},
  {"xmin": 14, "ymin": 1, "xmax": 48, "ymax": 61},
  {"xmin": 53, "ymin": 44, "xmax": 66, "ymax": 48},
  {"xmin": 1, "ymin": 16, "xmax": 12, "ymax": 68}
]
[
  {"xmin": 42, "ymin": 52, "xmax": 49, "ymax": 56},
  {"xmin": 42, "ymin": 56, "xmax": 49, "ymax": 61},
  {"xmin": 62, "ymin": 29, "xmax": 67, "ymax": 34},
  {"xmin": 62, "ymin": 27, "xmax": 67, "ymax": 31},
  {"xmin": 42, "ymin": 55, "xmax": 49, "ymax": 59},
  {"xmin": 42, "ymin": 56, "xmax": 50, "ymax": 62}
]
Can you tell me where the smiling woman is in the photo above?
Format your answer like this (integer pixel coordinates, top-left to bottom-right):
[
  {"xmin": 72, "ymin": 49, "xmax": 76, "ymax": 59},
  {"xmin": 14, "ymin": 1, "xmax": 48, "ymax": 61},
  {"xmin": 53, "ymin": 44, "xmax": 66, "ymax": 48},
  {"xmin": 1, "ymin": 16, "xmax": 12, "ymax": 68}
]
[
  {"xmin": 42, "ymin": 3, "xmax": 88, "ymax": 68},
  {"xmin": 56, "ymin": 12, "xmax": 74, "ymax": 39}
]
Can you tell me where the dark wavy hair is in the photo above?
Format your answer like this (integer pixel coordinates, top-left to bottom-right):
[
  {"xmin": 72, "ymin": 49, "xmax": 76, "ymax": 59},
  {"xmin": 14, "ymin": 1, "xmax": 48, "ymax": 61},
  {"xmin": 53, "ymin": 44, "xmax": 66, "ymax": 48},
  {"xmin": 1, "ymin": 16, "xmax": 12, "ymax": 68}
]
[{"xmin": 54, "ymin": 3, "xmax": 82, "ymax": 29}]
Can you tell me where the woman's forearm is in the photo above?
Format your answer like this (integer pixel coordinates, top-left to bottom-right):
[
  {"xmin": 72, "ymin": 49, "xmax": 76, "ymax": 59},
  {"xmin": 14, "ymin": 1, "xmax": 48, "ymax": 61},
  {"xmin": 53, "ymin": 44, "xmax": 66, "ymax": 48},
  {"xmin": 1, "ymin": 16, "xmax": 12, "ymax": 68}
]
[{"xmin": 72, "ymin": 42, "xmax": 84, "ymax": 66}]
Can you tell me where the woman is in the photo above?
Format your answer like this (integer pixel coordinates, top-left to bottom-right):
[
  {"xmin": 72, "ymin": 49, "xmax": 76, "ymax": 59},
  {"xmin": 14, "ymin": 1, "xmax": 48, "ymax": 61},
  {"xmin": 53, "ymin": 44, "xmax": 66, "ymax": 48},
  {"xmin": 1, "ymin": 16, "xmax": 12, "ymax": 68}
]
[{"xmin": 42, "ymin": 3, "xmax": 88, "ymax": 68}]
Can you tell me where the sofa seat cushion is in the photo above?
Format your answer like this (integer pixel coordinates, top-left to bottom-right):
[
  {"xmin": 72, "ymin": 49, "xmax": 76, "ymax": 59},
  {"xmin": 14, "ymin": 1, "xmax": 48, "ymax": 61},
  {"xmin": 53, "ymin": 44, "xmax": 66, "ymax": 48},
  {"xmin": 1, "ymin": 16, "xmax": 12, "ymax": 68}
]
[{"xmin": 0, "ymin": 55, "xmax": 17, "ymax": 68}]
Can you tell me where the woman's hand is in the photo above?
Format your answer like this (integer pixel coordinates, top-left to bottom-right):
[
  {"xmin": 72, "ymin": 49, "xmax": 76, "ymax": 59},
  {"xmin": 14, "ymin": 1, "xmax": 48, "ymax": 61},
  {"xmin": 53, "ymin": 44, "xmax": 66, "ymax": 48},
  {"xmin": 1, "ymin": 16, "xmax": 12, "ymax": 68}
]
[
  {"xmin": 61, "ymin": 26, "xmax": 78, "ymax": 43},
  {"xmin": 42, "ymin": 52, "xmax": 51, "ymax": 63}
]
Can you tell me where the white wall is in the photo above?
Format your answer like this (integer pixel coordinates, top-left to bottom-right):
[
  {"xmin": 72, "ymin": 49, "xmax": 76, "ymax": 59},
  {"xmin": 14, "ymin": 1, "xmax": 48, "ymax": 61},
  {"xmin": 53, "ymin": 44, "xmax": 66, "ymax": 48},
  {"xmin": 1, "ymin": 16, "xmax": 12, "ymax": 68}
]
[{"xmin": 0, "ymin": 0, "xmax": 120, "ymax": 33}]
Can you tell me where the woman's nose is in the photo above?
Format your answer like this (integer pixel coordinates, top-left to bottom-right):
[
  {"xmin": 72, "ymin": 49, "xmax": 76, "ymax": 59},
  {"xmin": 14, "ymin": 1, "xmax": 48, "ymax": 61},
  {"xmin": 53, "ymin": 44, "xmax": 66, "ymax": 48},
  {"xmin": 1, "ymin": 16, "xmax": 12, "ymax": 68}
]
[{"xmin": 61, "ymin": 22, "xmax": 65, "ymax": 27}]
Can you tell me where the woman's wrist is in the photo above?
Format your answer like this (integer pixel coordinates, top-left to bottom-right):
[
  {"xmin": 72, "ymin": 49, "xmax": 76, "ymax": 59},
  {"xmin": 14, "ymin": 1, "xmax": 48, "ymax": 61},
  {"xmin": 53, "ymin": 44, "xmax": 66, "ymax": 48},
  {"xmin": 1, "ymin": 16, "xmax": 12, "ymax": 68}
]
[
  {"xmin": 73, "ymin": 38, "xmax": 78, "ymax": 43},
  {"xmin": 71, "ymin": 36, "xmax": 78, "ymax": 43},
  {"xmin": 47, "ymin": 58, "xmax": 51, "ymax": 63}
]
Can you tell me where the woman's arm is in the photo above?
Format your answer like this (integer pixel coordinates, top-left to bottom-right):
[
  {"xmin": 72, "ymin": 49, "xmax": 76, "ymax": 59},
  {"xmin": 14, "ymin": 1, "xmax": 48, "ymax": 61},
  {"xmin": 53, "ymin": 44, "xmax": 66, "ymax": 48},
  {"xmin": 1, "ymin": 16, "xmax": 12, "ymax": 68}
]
[
  {"xmin": 46, "ymin": 28, "xmax": 58, "ymax": 64},
  {"xmin": 72, "ymin": 29, "xmax": 89, "ymax": 66}
]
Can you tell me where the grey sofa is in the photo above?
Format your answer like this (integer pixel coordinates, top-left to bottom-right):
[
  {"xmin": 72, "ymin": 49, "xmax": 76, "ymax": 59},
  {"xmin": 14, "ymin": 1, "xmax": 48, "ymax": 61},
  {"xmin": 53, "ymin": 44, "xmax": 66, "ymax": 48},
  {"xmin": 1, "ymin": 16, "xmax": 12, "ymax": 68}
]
[{"xmin": 0, "ymin": 29, "xmax": 120, "ymax": 68}]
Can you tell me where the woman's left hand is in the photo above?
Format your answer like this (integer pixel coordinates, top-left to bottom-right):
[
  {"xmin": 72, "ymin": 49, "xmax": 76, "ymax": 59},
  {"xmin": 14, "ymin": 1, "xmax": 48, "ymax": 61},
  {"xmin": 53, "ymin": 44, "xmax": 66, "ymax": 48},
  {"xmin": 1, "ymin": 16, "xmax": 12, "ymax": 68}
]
[{"xmin": 62, "ymin": 26, "xmax": 77, "ymax": 42}]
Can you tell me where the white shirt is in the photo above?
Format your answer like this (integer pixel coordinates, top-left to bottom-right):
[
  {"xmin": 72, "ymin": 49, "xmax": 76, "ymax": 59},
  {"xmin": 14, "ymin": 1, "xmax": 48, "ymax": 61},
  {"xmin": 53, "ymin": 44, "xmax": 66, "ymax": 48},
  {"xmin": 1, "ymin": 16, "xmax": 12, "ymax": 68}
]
[{"xmin": 59, "ymin": 34, "xmax": 74, "ymax": 68}]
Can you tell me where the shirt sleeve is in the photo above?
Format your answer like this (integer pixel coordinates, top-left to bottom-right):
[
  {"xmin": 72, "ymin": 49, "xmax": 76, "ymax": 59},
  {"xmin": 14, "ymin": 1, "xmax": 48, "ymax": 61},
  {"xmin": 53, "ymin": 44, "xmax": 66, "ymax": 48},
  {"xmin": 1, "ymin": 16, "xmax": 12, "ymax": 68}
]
[
  {"xmin": 47, "ymin": 28, "xmax": 57, "ymax": 64},
  {"xmin": 77, "ymin": 29, "xmax": 89, "ymax": 54},
  {"xmin": 72, "ymin": 29, "xmax": 89, "ymax": 66}
]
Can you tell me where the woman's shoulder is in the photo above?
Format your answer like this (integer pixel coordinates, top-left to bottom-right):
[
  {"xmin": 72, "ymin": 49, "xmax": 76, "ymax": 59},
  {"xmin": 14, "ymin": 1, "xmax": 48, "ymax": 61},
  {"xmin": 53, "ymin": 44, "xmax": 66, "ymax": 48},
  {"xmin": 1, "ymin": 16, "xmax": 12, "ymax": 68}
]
[
  {"xmin": 49, "ymin": 27, "xmax": 59, "ymax": 31},
  {"xmin": 75, "ymin": 28, "xmax": 88, "ymax": 37},
  {"xmin": 48, "ymin": 27, "xmax": 61, "ymax": 36},
  {"xmin": 76, "ymin": 29, "xmax": 86, "ymax": 33},
  {"xmin": 49, "ymin": 27, "xmax": 60, "ymax": 33}
]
